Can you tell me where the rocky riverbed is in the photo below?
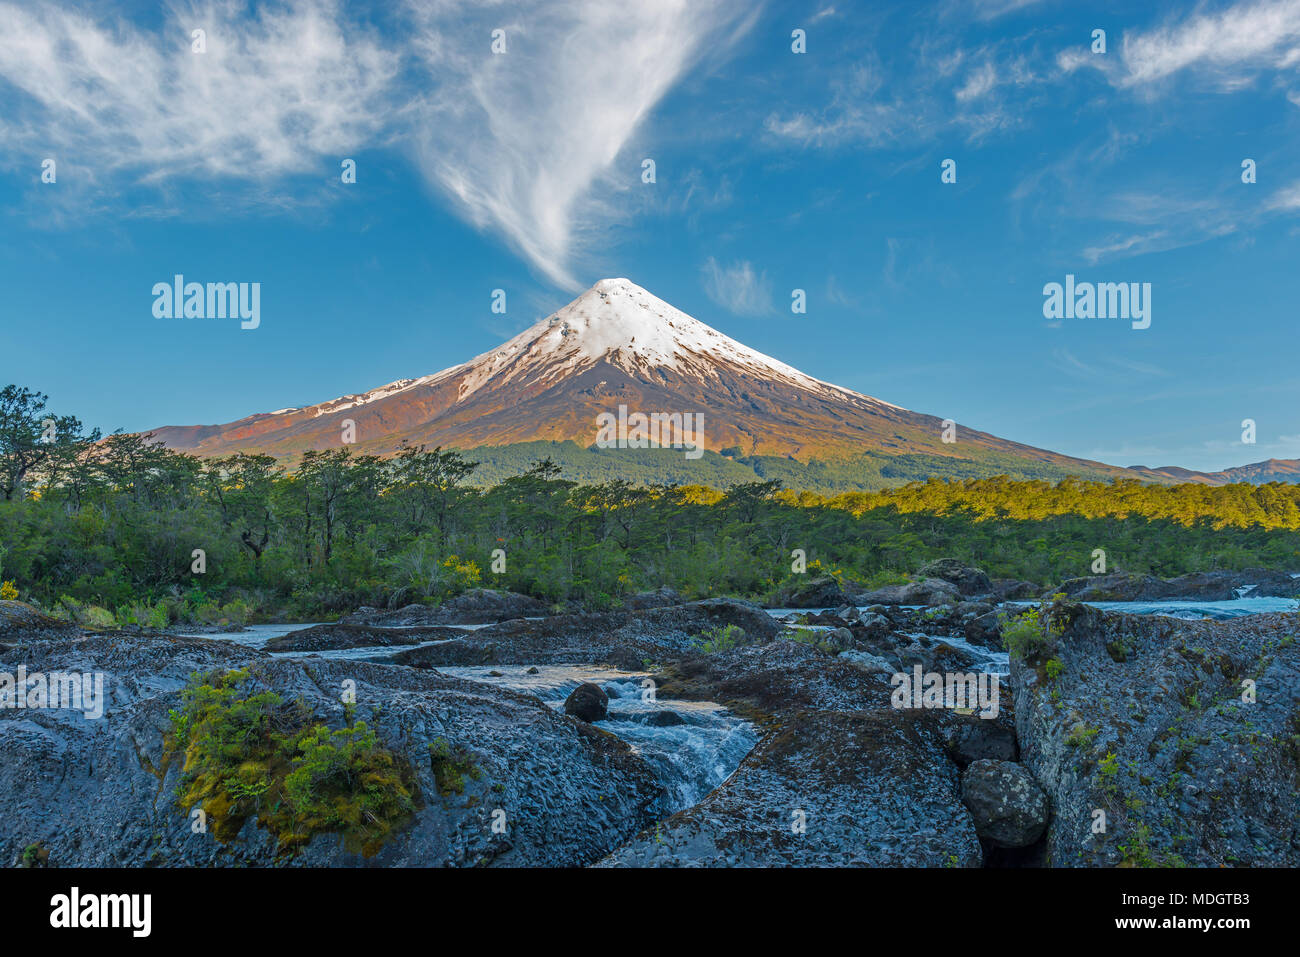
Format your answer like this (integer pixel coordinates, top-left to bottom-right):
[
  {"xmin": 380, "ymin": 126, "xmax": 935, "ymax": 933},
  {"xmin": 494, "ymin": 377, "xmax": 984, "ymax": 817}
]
[{"xmin": 0, "ymin": 564, "xmax": 1296, "ymax": 868}]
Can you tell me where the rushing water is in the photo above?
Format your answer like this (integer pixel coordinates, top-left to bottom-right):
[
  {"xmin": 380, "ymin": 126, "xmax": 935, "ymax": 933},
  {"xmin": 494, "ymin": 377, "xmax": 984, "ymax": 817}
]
[{"xmin": 438, "ymin": 664, "xmax": 757, "ymax": 812}]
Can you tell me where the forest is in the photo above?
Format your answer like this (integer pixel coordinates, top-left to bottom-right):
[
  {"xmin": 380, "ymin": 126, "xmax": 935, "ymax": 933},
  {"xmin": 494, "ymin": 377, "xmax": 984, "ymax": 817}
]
[{"xmin": 3, "ymin": 384, "xmax": 1298, "ymax": 627}]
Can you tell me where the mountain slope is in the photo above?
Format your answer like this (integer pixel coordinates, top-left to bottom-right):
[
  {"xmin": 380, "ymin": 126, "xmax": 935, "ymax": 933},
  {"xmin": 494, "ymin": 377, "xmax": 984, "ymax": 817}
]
[
  {"xmin": 147, "ymin": 278, "xmax": 1135, "ymax": 483},
  {"xmin": 1128, "ymin": 459, "xmax": 1300, "ymax": 486}
]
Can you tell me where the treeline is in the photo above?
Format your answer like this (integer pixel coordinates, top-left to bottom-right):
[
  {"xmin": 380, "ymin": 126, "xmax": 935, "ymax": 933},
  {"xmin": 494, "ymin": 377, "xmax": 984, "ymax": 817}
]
[{"xmin": 2, "ymin": 384, "xmax": 1298, "ymax": 624}]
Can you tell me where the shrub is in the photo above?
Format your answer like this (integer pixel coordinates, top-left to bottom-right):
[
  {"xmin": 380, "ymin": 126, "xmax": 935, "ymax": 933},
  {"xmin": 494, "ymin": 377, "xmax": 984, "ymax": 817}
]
[
  {"xmin": 1001, "ymin": 597, "xmax": 1068, "ymax": 662},
  {"xmin": 0, "ymin": 580, "xmax": 18, "ymax": 601},
  {"xmin": 428, "ymin": 738, "xmax": 482, "ymax": 796},
  {"xmin": 698, "ymin": 623, "xmax": 747, "ymax": 654}
]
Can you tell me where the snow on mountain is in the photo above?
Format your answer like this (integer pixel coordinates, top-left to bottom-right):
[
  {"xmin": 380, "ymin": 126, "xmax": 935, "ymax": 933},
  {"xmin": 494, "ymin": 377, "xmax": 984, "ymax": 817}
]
[{"xmin": 272, "ymin": 278, "xmax": 899, "ymax": 421}]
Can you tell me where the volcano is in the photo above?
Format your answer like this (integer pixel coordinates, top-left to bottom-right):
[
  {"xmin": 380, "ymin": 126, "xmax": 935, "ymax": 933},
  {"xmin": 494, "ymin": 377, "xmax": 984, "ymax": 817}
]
[{"xmin": 147, "ymin": 278, "xmax": 1132, "ymax": 484}]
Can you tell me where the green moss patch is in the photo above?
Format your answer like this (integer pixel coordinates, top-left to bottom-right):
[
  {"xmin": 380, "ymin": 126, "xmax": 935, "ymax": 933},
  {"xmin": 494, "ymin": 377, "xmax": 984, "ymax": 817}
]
[{"xmin": 166, "ymin": 668, "xmax": 419, "ymax": 857}]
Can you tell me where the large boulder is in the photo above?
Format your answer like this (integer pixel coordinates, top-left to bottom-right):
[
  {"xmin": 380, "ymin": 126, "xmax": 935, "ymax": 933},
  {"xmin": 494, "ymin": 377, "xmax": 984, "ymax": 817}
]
[
  {"xmin": 599, "ymin": 642, "xmax": 983, "ymax": 867},
  {"xmin": 1013, "ymin": 603, "xmax": 1300, "ymax": 866},
  {"xmin": 1047, "ymin": 569, "xmax": 1300, "ymax": 603},
  {"xmin": 264, "ymin": 623, "xmax": 468, "ymax": 653},
  {"xmin": 0, "ymin": 633, "xmax": 661, "ymax": 867},
  {"xmin": 960, "ymin": 759, "xmax": 1049, "ymax": 847},
  {"xmin": 0, "ymin": 601, "xmax": 81, "ymax": 644},
  {"xmin": 855, "ymin": 578, "xmax": 960, "ymax": 607},
  {"xmin": 624, "ymin": 587, "xmax": 680, "ymax": 610},
  {"xmin": 344, "ymin": 589, "xmax": 550, "ymax": 627},
  {"xmin": 918, "ymin": 560, "xmax": 993, "ymax": 597},
  {"xmin": 564, "ymin": 682, "xmax": 609, "ymax": 723},
  {"xmin": 772, "ymin": 575, "xmax": 849, "ymax": 609}
]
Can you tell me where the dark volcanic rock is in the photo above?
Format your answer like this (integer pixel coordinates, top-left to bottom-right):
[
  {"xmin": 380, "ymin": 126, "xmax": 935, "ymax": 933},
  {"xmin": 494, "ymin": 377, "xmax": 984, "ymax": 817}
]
[
  {"xmin": 1013, "ymin": 603, "xmax": 1300, "ymax": 866},
  {"xmin": 564, "ymin": 682, "xmax": 609, "ymax": 722},
  {"xmin": 918, "ymin": 560, "xmax": 993, "ymax": 597},
  {"xmin": 624, "ymin": 587, "xmax": 680, "ymax": 610},
  {"xmin": 0, "ymin": 601, "xmax": 82, "ymax": 644},
  {"xmin": 391, "ymin": 598, "xmax": 780, "ymax": 669},
  {"xmin": 991, "ymin": 579, "xmax": 1041, "ymax": 601},
  {"xmin": 344, "ymin": 589, "xmax": 550, "ymax": 627},
  {"xmin": 961, "ymin": 759, "xmax": 1049, "ymax": 847},
  {"xmin": 264, "ymin": 623, "xmax": 469, "ymax": 653},
  {"xmin": 771, "ymin": 575, "xmax": 849, "ymax": 609},
  {"xmin": 1047, "ymin": 568, "xmax": 1300, "ymax": 603},
  {"xmin": 0, "ymin": 632, "xmax": 662, "ymax": 867},
  {"xmin": 855, "ymin": 578, "xmax": 960, "ymax": 607},
  {"xmin": 599, "ymin": 642, "xmax": 984, "ymax": 867},
  {"xmin": 944, "ymin": 713, "xmax": 1019, "ymax": 767}
]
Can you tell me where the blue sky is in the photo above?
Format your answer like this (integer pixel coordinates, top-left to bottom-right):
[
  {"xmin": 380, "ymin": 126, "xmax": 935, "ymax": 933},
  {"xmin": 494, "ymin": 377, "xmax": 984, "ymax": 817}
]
[{"xmin": 2, "ymin": 0, "xmax": 1300, "ymax": 472}]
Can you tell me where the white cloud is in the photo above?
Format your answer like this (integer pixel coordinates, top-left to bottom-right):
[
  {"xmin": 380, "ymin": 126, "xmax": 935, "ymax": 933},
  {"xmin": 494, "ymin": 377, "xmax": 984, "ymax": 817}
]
[
  {"xmin": 406, "ymin": 0, "xmax": 756, "ymax": 289},
  {"xmin": 701, "ymin": 257, "xmax": 773, "ymax": 316},
  {"xmin": 1060, "ymin": 0, "xmax": 1300, "ymax": 88},
  {"xmin": 1268, "ymin": 179, "xmax": 1300, "ymax": 209},
  {"xmin": 0, "ymin": 1, "xmax": 398, "ymax": 183}
]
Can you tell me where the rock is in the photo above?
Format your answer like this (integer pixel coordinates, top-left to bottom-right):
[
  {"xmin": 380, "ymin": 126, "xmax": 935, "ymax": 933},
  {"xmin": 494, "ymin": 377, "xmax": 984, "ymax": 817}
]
[
  {"xmin": 625, "ymin": 586, "xmax": 681, "ymax": 610},
  {"xmin": 525, "ymin": 666, "xmax": 540, "ymax": 674},
  {"xmin": 1046, "ymin": 568, "xmax": 1300, "ymax": 603},
  {"xmin": 0, "ymin": 601, "xmax": 81, "ymax": 644},
  {"xmin": 1013, "ymin": 603, "xmax": 1300, "ymax": 866},
  {"xmin": 605, "ymin": 648, "xmax": 646, "ymax": 672},
  {"xmin": 0, "ymin": 633, "xmax": 661, "ymax": 867},
  {"xmin": 852, "ymin": 612, "xmax": 891, "ymax": 642},
  {"xmin": 964, "ymin": 610, "xmax": 1005, "ymax": 649},
  {"xmin": 598, "ymin": 642, "xmax": 983, "ymax": 867},
  {"xmin": 991, "ymin": 579, "xmax": 1040, "ymax": 601},
  {"xmin": 856, "ymin": 578, "xmax": 960, "ymax": 607},
  {"xmin": 772, "ymin": 575, "xmax": 850, "ymax": 609},
  {"xmin": 264, "ymin": 623, "xmax": 466, "ymax": 653},
  {"xmin": 918, "ymin": 560, "xmax": 993, "ymax": 597},
  {"xmin": 944, "ymin": 715, "xmax": 1019, "ymax": 766},
  {"xmin": 825, "ymin": 627, "xmax": 855, "ymax": 652},
  {"xmin": 960, "ymin": 759, "xmax": 1049, "ymax": 847},
  {"xmin": 564, "ymin": 683, "xmax": 609, "ymax": 722},
  {"xmin": 837, "ymin": 649, "xmax": 895, "ymax": 674},
  {"xmin": 343, "ymin": 589, "xmax": 549, "ymax": 627},
  {"xmin": 643, "ymin": 711, "xmax": 685, "ymax": 728},
  {"xmin": 391, "ymin": 599, "xmax": 778, "ymax": 670}
]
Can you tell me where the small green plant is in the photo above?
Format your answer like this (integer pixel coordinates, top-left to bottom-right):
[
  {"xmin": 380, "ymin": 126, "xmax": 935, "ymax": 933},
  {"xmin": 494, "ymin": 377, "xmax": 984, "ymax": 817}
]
[
  {"xmin": 787, "ymin": 627, "xmax": 835, "ymax": 653},
  {"xmin": 0, "ymin": 580, "xmax": 18, "ymax": 601},
  {"xmin": 19, "ymin": 842, "xmax": 48, "ymax": 867},
  {"xmin": 428, "ymin": 738, "xmax": 482, "ymax": 796},
  {"xmin": 1045, "ymin": 657, "xmax": 1065, "ymax": 681},
  {"xmin": 1066, "ymin": 724, "xmax": 1100, "ymax": 749},
  {"xmin": 1097, "ymin": 750, "xmax": 1120, "ymax": 795},
  {"xmin": 698, "ymin": 623, "xmax": 747, "ymax": 654}
]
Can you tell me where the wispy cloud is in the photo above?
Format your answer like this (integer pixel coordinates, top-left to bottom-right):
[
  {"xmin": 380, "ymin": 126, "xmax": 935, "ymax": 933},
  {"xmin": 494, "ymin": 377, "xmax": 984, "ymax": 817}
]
[
  {"xmin": 406, "ymin": 0, "xmax": 756, "ymax": 289},
  {"xmin": 701, "ymin": 257, "xmax": 774, "ymax": 315},
  {"xmin": 0, "ymin": 0, "xmax": 398, "ymax": 184},
  {"xmin": 0, "ymin": 0, "xmax": 756, "ymax": 289},
  {"xmin": 1059, "ymin": 0, "xmax": 1300, "ymax": 89}
]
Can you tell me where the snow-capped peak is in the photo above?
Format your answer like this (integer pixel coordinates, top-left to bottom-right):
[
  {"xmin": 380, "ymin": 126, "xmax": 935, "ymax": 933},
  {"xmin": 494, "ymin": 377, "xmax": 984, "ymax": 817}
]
[
  {"xmin": 445, "ymin": 278, "xmax": 897, "ymax": 407},
  {"xmin": 277, "ymin": 278, "xmax": 897, "ymax": 418}
]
